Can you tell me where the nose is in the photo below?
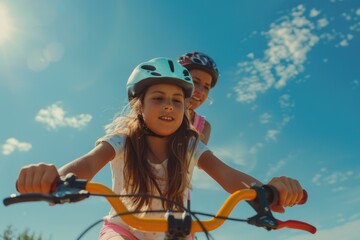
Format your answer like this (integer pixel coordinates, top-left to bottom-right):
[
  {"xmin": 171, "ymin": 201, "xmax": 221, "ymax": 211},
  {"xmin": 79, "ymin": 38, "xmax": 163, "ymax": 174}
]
[
  {"xmin": 197, "ymin": 84, "xmax": 204, "ymax": 92},
  {"xmin": 163, "ymin": 104, "xmax": 173, "ymax": 112}
]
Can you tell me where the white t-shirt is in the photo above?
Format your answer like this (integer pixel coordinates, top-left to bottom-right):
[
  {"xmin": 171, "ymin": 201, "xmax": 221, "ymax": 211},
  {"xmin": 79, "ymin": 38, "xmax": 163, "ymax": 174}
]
[{"xmin": 97, "ymin": 134, "xmax": 209, "ymax": 240}]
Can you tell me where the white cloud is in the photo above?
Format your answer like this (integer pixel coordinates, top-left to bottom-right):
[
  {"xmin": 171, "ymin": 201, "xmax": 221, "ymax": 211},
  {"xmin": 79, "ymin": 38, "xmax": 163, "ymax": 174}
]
[
  {"xmin": 338, "ymin": 34, "xmax": 352, "ymax": 47},
  {"xmin": 312, "ymin": 168, "xmax": 358, "ymax": 188},
  {"xmin": 247, "ymin": 52, "xmax": 255, "ymax": 59},
  {"xmin": 266, "ymin": 159, "xmax": 286, "ymax": 178},
  {"xmin": 281, "ymin": 115, "xmax": 293, "ymax": 125},
  {"xmin": 339, "ymin": 39, "xmax": 349, "ymax": 47},
  {"xmin": 35, "ymin": 102, "xmax": 92, "ymax": 130},
  {"xmin": 266, "ymin": 129, "xmax": 279, "ymax": 142},
  {"xmin": 235, "ymin": 4, "xmax": 360, "ymax": 104},
  {"xmin": 260, "ymin": 112, "xmax": 272, "ymax": 124},
  {"xmin": 249, "ymin": 142, "xmax": 264, "ymax": 155},
  {"xmin": 235, "ymin": 5, "xmax": 320, "ymax": 103},
  {"xmin": 2, "ymin": 138, "xmax": 32, "ymax": 156},
  {"xmin": 349, "ymin": 22, "xmax": 360, "ymax": 32},
  {"xmin": 342, "ymin": 12, "xmax": 352, "ymax": 21},
  {"xmin": 279, "ymin": 94, "xmax": 294, "ymax": 109},
  {"xmin": 258, "ymin": 94, "xmax": 295, "ymax": 143},
  {"xmin": 317, "ymin": 18, "xmax": 329, "ymax": 29},
  {"xmin": 285, "ymin": 219, "xmax": 360, "ymax": 240},
  {"xmin": 323, "ymin": 171, "xmax": 353, "ymax": 184},
  {"xmin": 258, "ymin": 95, "xmax": 294, "ymax": 143},
  {"xmin": 309, "ymin": 9, "xmax": 320, "ymax": 17}
]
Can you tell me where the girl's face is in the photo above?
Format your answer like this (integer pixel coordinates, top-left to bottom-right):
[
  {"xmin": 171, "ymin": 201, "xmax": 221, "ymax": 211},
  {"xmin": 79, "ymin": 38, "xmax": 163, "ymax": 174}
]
[
  {"xmin": 142, "ymin": 83, "xmax": 185, "ymax": 136},
  {"xmin": 187, "ymin": 69, "xmax": 212, "ymax": 111}
]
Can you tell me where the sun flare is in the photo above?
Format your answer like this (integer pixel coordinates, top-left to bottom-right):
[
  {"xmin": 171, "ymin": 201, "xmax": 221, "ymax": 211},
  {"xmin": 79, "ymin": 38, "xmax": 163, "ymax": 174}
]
[{"xmin": 0, "ymin": 3, "xmax": 15, "ymax": 45}]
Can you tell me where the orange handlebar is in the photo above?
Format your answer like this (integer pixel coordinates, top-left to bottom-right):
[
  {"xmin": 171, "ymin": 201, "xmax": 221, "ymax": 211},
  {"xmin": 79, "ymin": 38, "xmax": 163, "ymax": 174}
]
[
  {"xmin": 3, "ymin": 179, "xmax": 316, "ymax": 235},
  {"xmin": 86, "ymin": 182, "xmax": 257, "ymax": 233}
]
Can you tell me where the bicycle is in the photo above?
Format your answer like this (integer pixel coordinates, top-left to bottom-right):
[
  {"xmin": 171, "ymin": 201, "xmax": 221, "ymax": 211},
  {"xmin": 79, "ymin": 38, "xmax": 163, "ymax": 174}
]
[{"xmin": 3, "ymin": 174, "xmax": 316, "ymax": 240}]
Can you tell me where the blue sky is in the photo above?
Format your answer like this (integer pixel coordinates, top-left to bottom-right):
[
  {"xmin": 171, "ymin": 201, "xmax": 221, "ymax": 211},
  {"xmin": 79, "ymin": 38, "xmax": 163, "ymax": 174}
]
[{"xmin": 1, "ymin": 0, "xmax": 359, "ymax": 239}]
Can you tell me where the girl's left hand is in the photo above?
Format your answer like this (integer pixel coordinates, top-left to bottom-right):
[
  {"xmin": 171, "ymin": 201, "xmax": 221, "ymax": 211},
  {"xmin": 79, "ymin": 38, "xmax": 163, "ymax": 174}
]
[{"xmin": 267, "ymin": 176, "xmax": 304, "ymax": 213}]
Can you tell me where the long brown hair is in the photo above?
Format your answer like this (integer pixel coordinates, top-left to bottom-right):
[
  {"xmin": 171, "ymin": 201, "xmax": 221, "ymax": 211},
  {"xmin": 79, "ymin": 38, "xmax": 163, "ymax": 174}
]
[{"xmin": 103, "ymin": 89, "xmax": 199, "ymax": 211}]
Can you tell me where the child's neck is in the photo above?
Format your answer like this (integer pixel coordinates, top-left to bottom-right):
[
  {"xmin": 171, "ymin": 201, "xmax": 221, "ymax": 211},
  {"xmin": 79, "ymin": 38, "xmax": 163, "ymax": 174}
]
[{"xmin": 146, "ymin": 136, "xmax": 168, "ymax": 164}]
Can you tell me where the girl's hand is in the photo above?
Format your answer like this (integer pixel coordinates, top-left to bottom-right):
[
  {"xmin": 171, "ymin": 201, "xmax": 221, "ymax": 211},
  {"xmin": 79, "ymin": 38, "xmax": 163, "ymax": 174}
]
[
  {"xmin": 268, "ymin": 176, "xmax": 304, "ymax": 213},
  {"xmin": 16, "ymin": 163, "xmax": 60, "ymax": 194}
]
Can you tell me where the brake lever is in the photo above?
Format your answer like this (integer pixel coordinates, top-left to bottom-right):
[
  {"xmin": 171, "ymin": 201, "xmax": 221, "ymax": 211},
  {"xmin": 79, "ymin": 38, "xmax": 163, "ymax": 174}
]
[
  {"xmin": 53, "ymin": 174, "xmax": 89, "ymax": 203},
  {"xmin": 246, "ymin": 185, "xmax": 317, "ymax": 234},
  {"xmin": 247, "ymin": 185, "xmax": 278, "ymax": 230},
  {"xmin": 276, "ymin": 219, "xmax": 317, "ymax": 234}
]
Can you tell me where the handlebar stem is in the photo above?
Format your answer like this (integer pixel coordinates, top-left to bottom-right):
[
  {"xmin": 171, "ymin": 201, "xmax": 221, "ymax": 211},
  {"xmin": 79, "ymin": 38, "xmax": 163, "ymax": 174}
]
[{"xmin": 165, "ymin": 211, "xmax": 192, "ymax": 239}]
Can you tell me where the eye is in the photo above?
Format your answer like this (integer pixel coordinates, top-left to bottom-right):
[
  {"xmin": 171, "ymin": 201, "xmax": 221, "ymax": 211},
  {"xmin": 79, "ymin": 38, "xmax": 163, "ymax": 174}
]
[
  {"xmin": 153, "ymin": 96, "xmax": 163, "ymax": 101},
  {"xmin": 173, "ymin": 98, "xmax": 184, "ymax": 104}
]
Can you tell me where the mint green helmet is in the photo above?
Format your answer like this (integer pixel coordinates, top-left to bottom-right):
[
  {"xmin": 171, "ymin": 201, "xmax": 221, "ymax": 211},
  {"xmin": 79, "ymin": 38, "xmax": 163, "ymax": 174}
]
[{"xmin": 127, "ymin": 57, "xmax": 194, "ymax": 100}]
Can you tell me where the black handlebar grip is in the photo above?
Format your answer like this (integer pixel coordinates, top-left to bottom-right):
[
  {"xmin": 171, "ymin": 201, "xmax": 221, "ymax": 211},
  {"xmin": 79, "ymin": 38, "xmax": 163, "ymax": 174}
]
[
  {"xmin": 263, "ymin": 185, "xmax": 308, "ymax": 206},
  {"xmin": 3, "ymin": 193, "xmax": 52, "ymax": 206}
]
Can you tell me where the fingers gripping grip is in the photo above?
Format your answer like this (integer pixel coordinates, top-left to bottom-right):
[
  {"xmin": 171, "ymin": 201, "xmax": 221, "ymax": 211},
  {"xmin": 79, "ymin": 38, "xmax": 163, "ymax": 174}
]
[
  {"xmin": 247, "ymin": 185, "xmax": 316, "ymax": 234},
  {"xmin": 261, "ymin": 185, "xmax": 308, "ymax": 206}
]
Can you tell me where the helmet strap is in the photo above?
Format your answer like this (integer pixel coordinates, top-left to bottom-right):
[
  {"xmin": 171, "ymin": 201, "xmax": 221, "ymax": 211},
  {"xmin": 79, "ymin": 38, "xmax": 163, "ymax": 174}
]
[
  {"xmin": 144, "ymin": 127, "xmax": 166, "ymax": 138},
  {"xmin": 138, "ymin": 114, "xmax": 166, "ymax": 138}
]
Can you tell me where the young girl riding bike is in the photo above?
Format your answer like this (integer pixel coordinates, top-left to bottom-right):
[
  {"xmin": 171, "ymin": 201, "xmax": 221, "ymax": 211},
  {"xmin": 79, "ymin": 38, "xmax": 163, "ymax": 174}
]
[{"xmin": 15, "ymin": 57, "xmax": 305, "ymax": 240}]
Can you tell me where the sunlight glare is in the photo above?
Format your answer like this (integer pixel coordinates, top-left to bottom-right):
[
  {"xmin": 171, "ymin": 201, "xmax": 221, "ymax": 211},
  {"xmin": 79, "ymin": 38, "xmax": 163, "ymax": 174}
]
[{"xmin": 0, "ymin": 3, "xmax": 15, "ymax": 45}]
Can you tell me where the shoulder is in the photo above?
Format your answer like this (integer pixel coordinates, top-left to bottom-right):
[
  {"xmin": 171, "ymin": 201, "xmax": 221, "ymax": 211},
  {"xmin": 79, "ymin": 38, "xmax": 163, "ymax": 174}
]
[
  {"xmin": 96, "ymin": 134, "xmax": 127, "ymax": 156},
  {"xmin": 201, "ymin": 120, "xmax": 212, "ymax": 144},
  {"xmin": 203, "ymin": 119, "xmax": 211, "ymax": 132},
  {"xmin": 193, "ymin": 139, "xmax": 210, "ymax": 161}
]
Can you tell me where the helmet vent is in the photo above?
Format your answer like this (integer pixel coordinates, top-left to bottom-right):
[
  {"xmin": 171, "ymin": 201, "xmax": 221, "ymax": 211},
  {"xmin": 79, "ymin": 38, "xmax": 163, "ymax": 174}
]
[
  {"xmin": 150, "ymin": 72, "xmax": 161, "ymax": 76},
  {"xmin": 141, "ymin": 65, "xmax": 156, "ymax": 71},
  {"xmin": 193, "ymin": 58, "xmax": 202, "ymax": 64},
  {"xmin": 168, "ymin": 60, "xmax": 175, "ymax": 72}
]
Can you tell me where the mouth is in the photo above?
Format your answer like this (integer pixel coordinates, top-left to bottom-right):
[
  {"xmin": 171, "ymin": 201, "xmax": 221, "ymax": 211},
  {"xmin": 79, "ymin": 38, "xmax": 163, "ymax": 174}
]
[
  {"xmin": 159, "ymin": 116, "xmax": 174, "ymax": 121},
  {"xmin": 191, "ymin": 96, "xmax": 201, "ymax": 102}
]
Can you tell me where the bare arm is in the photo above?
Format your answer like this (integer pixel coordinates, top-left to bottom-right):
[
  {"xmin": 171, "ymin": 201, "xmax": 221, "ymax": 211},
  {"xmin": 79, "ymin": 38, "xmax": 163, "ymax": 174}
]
[
  {"xmin": 198, "ymin": 150, "xmax": 261, "ymax": 193},
  {"xmin": 16, "ymin": 142, "xmax": 115, "ymax": 194},
  {"xmin": 59, "ymin": 141, "xmax": 115, "ymax": 180},
  {"xmin": 198, "ymin": 150, "xmax": 304, "ymax": 211}
]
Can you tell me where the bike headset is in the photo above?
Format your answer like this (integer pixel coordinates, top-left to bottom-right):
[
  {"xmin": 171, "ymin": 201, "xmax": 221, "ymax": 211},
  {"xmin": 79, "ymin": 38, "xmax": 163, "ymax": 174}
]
[
  {"xmin": 177, "ymin": 52, "xmax": 219, "ymax": 88},
  {"xmin": 126, "ymin": 57, "xmax": 194, "ymax": 138}
]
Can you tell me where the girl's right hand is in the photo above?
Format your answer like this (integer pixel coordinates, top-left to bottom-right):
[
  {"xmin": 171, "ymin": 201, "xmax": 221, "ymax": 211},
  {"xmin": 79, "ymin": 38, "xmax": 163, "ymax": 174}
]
[
  {"xmin": 16, "ymin": 163, "xmax": 60, "ymax": 194},
  {"xmin": 268, "ymin": 176, "xmax": 303, "ymax": 213}
]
